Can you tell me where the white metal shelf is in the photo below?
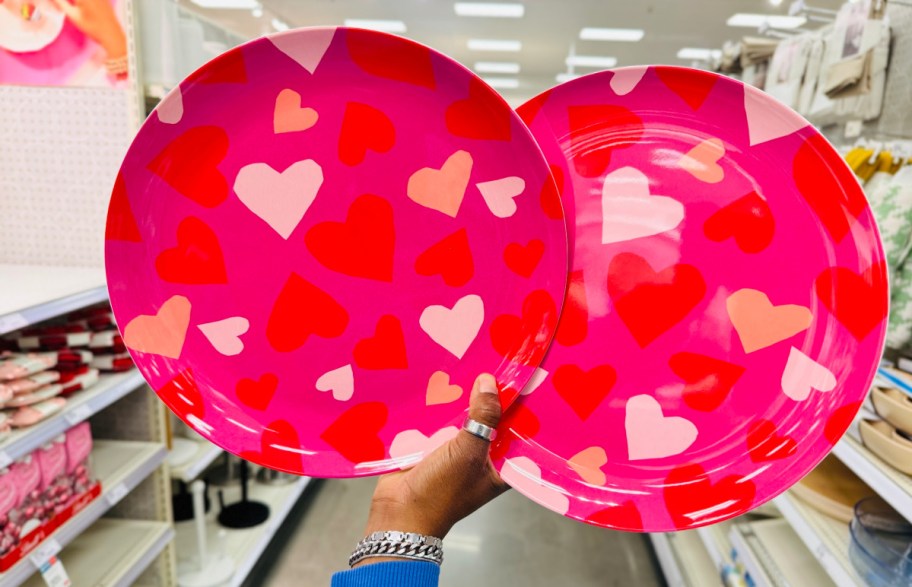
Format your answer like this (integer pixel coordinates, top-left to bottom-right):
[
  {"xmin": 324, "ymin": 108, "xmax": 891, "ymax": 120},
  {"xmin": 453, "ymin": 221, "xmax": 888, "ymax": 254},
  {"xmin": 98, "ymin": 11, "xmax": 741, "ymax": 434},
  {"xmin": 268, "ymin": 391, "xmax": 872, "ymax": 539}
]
[
  {"xmin": 169, "ymin": 437, "xmax": 223, "ymax": 483},
  {"xmin": 650, "ymin": 532, "xmax": 721, "ymax": 587},
  {"xmin": 751, "ymin": 518, "xmax": 838, "ymax": 587},
  {"xmin": 0, "ymin": 370, "xmax": 145, "ymax": 466},
  {"xmin": 832, "ymin": 434, "xmax": 912, "ymax": 523},
  {"xmin": 0, "ymin": 265, "xmax": 106, "ymax": 335},
  {"xmin": 0, "ymin": 439, "xmax": 167, "ymax": 586},
  {"xmin": 729, "ymin": 523, "xmax": 775, "ymax": 587},
  {"xmin": 22, "ymin": 519, "xmax": 173, "ymax": 587}
]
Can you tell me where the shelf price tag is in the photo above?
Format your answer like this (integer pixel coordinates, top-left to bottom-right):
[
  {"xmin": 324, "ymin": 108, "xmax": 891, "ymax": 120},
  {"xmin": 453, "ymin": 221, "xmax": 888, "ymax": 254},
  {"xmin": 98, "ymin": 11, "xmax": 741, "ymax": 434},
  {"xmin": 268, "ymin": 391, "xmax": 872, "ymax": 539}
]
[
  {"xmin": 38, "ymin": 555, "xmax": 71, "ymax": 587},
  {"xmin": 64, "ymin": 404, "xmax": 92, "ymax": 426},
  {"xmin": 29, "ymin": 538, "xmax": 61, "ymax": 569},
  {"xmin": 105, "ymin": 483, "xmax": 129, "ymax": 506},
  {"xmin": 0, "ymin": 313, "xmax": 28, "ymax": 334}
]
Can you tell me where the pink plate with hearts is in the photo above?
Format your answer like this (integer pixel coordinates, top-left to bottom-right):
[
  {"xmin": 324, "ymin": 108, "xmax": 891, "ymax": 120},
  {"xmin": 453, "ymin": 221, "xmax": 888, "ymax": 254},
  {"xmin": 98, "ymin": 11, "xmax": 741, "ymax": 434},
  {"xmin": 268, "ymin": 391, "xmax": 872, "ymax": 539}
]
[
  {"xmin": 492, "ymin": 66, "xmax": 888, "ymax": 531},
  {"xmin": 105, "ymin": 28, "xmax": 566, "ymax": 477}
]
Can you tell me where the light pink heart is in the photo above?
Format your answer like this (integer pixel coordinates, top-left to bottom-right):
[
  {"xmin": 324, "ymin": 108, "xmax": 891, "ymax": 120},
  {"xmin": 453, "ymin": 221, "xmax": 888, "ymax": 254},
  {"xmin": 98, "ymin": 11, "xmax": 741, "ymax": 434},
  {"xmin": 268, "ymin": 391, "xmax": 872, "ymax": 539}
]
[
  {"xmin": 500, "ymin": 456, "xmax": 569, "ymax": 514},
  {"xmin": 156, "ymin": 86, "xmax": 183, "ymax": 125},
  {"xmin": 610, "ymin": 68, "xmax": 647, "ymax": 96},
  {"xmin": 477, "ymin": 176, "xmax": 524, "ymax": 218},
  {"xmin": 568, "ymin": 446, "xmax": 608, "ymax": 486},
  {"xmin": 315, "ymin": 364, "xmax": 354, "ymax": 402},
  {"xmin": 602, "ymin": 166, "xmax": 684, "ymax": 244},
  {"xmin": 234, "ymin": 160, "xmax": 323, "ymax": 240},
  {"xmin": 197, "ymin": 316, "xmax": 249, "ymax": 356},
  {"xmin": 123, "ymin": 295, "xmax": 191, "ymax": 359},
  {"xmin": 744, "ymin": 84, "xmax": 808, "ymax": 146},
  {"xmin": 389, "ymin": 426, "xmax": 459, "ymax": 468},
  {"xmin": 625, "ymin": 395, "xmax": 698, "ymax": 461},
  {"xmin": 781, "ymin": 347, "xmax": 837, "ymax": 401},
  {"xmin": 269, "ymin": 27, "xmax": 336, "ymax": 74},
  {"xmin": 419, "ymin": 294, "xmax": 484, "ymax": 359}
]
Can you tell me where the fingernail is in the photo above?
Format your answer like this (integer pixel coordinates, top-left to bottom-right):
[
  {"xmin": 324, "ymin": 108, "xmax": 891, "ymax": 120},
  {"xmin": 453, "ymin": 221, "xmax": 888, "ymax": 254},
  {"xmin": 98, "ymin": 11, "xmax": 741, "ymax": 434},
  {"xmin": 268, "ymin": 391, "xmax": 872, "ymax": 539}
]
[{"xmin": 479, "ymin": 376, "xmax": 498, "ymax": 395}]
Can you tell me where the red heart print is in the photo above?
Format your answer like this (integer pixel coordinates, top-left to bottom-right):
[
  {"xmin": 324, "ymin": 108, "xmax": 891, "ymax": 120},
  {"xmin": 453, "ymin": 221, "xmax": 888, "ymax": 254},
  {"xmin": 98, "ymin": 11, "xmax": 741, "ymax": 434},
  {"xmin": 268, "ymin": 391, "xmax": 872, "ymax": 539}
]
[
  {"xmin": 241, "ymin": 420, "xmax": 304, "ymax": 474},
  {"xmin": 445, "ymin": 77, "xmax": 512, "ymax": 141},
  {"xmin": 107, "ymin": 173, "xmax": 142, "ymax": 242},
  {"xmin": 236, "ymin": 373, "xmax": 279, "ymax": 411},
  {"xmin": 338, "ymin": 102, "xmax": 396, "ymax": 166},
  {"xmin": 815, "ymin": 263, "xmax": 888, "ymax": 340},
  {"xmin": 747, "ymin": 420, "xmax": 797, "ymax": 462},
  {"xmin": 663, "ymin": 463, "xmax": 756, "ymax": 529},
  {"xmin": 414, "ymin": 228, "xmax": 474, "ymax": 287},
  {"xmin": 155, "ymin": 216, "xmax": 228, "ymax": 284},
  {"xmin": 158, "ymin": 369, "xmax": 204, "ymax": 421},
  {"xmin": 607, "ymin": 253, "xmax": 706, "ymax": 348},
  {"xmin": 655, "ymin": 67, "xmax": 718, "ymax": 110},
  {"xmin": 354, "ymin": 315, "xmax": 408, "ymax": 370},
  {"xmin": 266, "ymin": 273, "xmax": 349, "ymax": 352},
  {"xmin": 503, "ymin": 240, "xmax": 545, "ymax": 278},
  {"xmin": 568, "ymin": 105, "xmax": 643, "ymax": 178},
  {"xmin": 489, "ymin": 289, "xmax": 558, "ymax": 366},
  {"xmin": 669, "ymin": 352, "xmax": 745, "ymax": 412},
  {"xmin": 555, "ymin": 269, "xmax": 588, "ymax": 347},
  {"xmin": 825, "ymin": 401, "xmax": 863, "ymax": 445},
  {"xmin": 186, "ymin": 46, "xmax": 247, "ymax": 84},
  {"xmin": 552, "ymin": 364, "xmax": 617, "ymax": 421},
  {"xmin": 540, "ymin": 164, "xmax": 565, "ymax": 221},
  {"xmin": 794, "ymin": 134, "xmax": 868, "ymax": 242},
  {"xmin": 491, "ymin": 404, "xmax": 540, "ymax": 462},
  {"xmin": 147, "ymin": 126, "xmax": 230, "ymax": 208},
  {"xmin": 585, "ymin": 502, "xmax": 643, "ymax": 530},
  {"xmin": 305, "ymin": 194, "xmax": 395, "ymax": 282},
  {"xmin": 346, "ymin": 29, "xmax": 435, "ymax": 89},
  {"xmin": 320, "ymin": 402, "xmax": 389, "ymax": 463},
  {"xmin": 703, "ymin": 191, "xmax": 775, "ymax": 254},
  {"xmin": 516, "ymin": 89, "xmax": 552, "ymax": 126}
]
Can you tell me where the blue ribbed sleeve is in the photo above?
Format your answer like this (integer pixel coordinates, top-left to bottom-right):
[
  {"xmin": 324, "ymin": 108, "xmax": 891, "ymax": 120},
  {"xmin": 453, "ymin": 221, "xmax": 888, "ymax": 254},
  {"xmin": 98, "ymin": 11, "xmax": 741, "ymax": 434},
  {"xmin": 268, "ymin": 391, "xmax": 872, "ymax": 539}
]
[{"xmin": 331, "ymin": 561, "xmax": 440, "ymax": 587}]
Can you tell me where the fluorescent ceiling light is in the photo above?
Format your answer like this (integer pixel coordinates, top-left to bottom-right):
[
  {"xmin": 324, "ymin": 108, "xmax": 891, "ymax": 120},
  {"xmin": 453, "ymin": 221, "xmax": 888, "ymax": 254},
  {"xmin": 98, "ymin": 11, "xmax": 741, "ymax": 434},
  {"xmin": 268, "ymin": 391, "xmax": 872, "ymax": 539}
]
[
  {"xmin": 454, "ymin": 2, "xmax": 525, "ymax": 17},
  {"xmin": 474, "ymin": 61, "xmax": 520, "ymax": 74},
  {"xmin": 727, "ymin": 13, "xmax": 806, "ymax": 28},
  {"xmin": 482, "ymin": 76, "xmax": 520, "ymax": 89},
  {"xmin": 271, "ymin": 18, "xmax": 289, "ymax": 31},
  {"xmin": 191, "ymin": 0, "xmax": 258, "ymax": 8},
  {"xmin": 565, "ymin": 55, "xmax": 617, "ymax": 68},
  {"xmin": 556, "ymin": 72, "xmax": 581, "ymax": 83},
  {"xmin": 344, "ymin": 19, "xmax": 407, "ymax": 33},
  {"xmin": 467, "ymin": 38, "xmax": 522, "ymax": 52},
  {"xmin": 579, "ymin": 27, "xmax": 644, "ymax": 42},
  {"xmin": 676, "ymin": 47, "xmax": 722, "ymax": 60}
]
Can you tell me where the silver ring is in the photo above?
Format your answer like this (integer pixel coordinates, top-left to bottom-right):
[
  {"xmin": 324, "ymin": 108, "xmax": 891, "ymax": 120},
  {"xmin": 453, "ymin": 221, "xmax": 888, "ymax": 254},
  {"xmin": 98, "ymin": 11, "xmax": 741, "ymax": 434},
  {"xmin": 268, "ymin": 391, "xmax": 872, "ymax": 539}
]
[{"xmin": 462, "ymin": 417, "xmax": 495, "ymax": 442}]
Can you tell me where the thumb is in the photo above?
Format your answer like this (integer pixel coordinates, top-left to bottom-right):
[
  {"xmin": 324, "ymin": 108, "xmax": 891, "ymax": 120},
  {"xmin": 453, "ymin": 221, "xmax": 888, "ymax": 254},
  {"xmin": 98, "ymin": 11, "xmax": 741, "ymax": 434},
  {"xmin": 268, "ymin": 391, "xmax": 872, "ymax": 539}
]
[{"xmin": 461, "ymin": 373, "xmax": 501, "ymax": 440}]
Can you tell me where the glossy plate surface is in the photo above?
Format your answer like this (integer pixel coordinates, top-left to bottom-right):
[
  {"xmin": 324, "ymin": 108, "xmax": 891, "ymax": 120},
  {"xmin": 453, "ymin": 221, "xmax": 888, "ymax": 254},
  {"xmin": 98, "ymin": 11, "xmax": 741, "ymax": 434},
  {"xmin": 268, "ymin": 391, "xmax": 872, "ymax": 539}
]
[
  {"xmin": 492, "ymin": 66, "xmax": 887, "ymax": 531},
  {"xmin": 106, "ymin": 28, "xmax": 566, "ymax": 477}
]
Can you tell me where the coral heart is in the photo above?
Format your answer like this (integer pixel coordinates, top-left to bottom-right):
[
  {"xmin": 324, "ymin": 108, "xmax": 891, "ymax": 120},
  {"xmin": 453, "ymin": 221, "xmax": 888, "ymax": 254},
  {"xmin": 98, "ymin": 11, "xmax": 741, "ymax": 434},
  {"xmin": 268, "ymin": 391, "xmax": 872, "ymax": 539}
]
[
  {"xmin": 540, "ymin": 164, "xmax": 565, "ymax": 220},
  {"xmin": 241, "ymin": 419, "xmax": 304, "ymax": 474},
  {"xmin": 186, "ymin": 46, "xmax": 247, "ymax": 84},
  {"xmin": 445, "ymin": 77, "xmax": 511, "ymax": 141},
  {"xmin": 655, "ymin": 66, "xmax": 718, "ymax": 110},
  {"xmin": 794, "ymin": 134, "xmax": 868, "ymax": 242},
  {"xmin": 338, "ymin": 102, "xmax": 396, "ymax": 166},
  {"xmin": 414, "ymin": 228, "xmax": 474, "ymax": 287},
  {"xmin": 478, "ymin": 176, "xmax": 525, "ymax": 219},
  {"xmin": 824, "ymin": 401, "xmax": 863, "ymax": 445},
  {"xmin": 815, "ymin": 263, "xmax": 888, "ymax": 340},
  {"xmin": 235, "ymin": 373, "xmax": 278, "ymax": 411},
  {"xmin": 123, "ymin": 295, "xmax": 191, "ymax": 359},
  {"xmin": 234, "ymin": 160, "xmax": 323, "ymax": 239},
  {"xmin": 389, "ymin": 426, "xmax": 459, "ymax": 467},
  {"xmin": 568, "ymin": 105, "xmax": 643, "ymax": 178},
  {"xmin": 158, "ymin": 369, "xmax": 204, "ymax": 421},
  {"xmin": 501, "ymin": 457, "xmax": 569, "ymax": 514},
  {"xmin": 305, "ymin": 194, "xmax": 395, "ymax": 281},
  {"xmin": 568, "ymin": 446, "xmax": 608, "ymax": 486},
  {"xmin": 156, "ymin": 86, "xmax": 183, "ymax": 125},
  {"xmin": 419, "ymin": 295, "xmax": 484, "ymax": 359},
  {"xmin": 520, "ymin": 367, "xmax": 548, "ymax": 396},
  {"xmin": 407, "ymin": 151, "xmax": 473, "ymax": 218},
  {"xmin": 610, "ymin": 68, "xmax": 647, "ymax": 96},
  {"xmin": 607, "ymin": 253, "xmax": 706, "ymax": 347},
  {"xmin": 678, "ymin": 138, "xmax": 725, "ymax": 184},
  {"xmin": 625, "ymin": 395, "xmax": 698, "ymax": 460},
  {"xmin": 489, "ymin": 289, "xmax": 558, "ymax": 366},
  {"xmin": 346, "ymin": 28, "xmax": 435, "ymax": 89},
  {"xmin": 504, "ymin": 240, "xmax": 544, "ymax": 278},
  {"xmin": 663, "ymin": 463, "xmax": 756, "ymax": 529},
  {"xmin": 320, "ymin": 402, "xmax": 388, "ymax": 463},
  {"xmin": 669, "ymin": 352, "xmax": 745, "ymax": 412},
  {"xmin": 426, "ymin": 371, "xmax": 463, "ymax": 406},
  {"xmin": 781, "ymin": 347, "xmax": 837, "ymax": 401},
  {"xmin": 147, "ymin": 126, "xmax": 230, "ymax": 208},
  {"xmin": 555, "ymin": 270, "xmax": 588, "ymax": 347},
  {"xmin": 490, "ymin": 405, "xmax": 539, "ymax": 461},
  {"xmin": 726, "ymin": 289, "xmax": 812, "ymax": 353},
  {"xmin": 106, "ymin": 172, "xmax": 141, "ymax": 242},
  {"xmin": 552, "ymin": 364, "xmax": 616, "ymax": 421},
  {"xmin": 266, "ymin": 273, "xmax": 349, "ymax": 352},
  {"xmin": 704, "ymin": 191, "xmax": 775, "ymax": 254},
  {"xmin": 273, "ymin": 89, "xmax": 318, "ymax": 133},
  {"xmin": 747, "ymin": 420, "xmax": 797, "ymax": 462},
  {"xmin": 198, "ymin": 317, "xmax": 249, "ymax": 356},
  {"xmin": 744, "ymin": 84, "xmax": 807, "ymax": 146},
  {"xmin": 601, "ymin": 166, "xmax": 684, "ymax": 244},
  {"xmin": 315, "ymin": 364, "xmax": 354, "ymax": 402},
  {"xmin": 585, "ymin": 502, "xmax": 643, "ymax": 530},
  {"xmin": 354, "ymin": 315, "xmax": 408, "ymax": 370},
  {"xmin": 269, "ymin": 27, "xmax": 335, "ymax": 74},
  {"xmin": 155, "ymin": 217, "xmax": 228, "ymax": 284}
]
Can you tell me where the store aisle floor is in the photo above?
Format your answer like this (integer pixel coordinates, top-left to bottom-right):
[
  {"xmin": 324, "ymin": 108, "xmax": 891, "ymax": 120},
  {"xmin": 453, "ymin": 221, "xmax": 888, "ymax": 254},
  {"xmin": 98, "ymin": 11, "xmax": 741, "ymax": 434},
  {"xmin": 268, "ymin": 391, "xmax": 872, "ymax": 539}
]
[{"xmin": 261, "ymin": 478, "xmax": 664, "ymax": 587}]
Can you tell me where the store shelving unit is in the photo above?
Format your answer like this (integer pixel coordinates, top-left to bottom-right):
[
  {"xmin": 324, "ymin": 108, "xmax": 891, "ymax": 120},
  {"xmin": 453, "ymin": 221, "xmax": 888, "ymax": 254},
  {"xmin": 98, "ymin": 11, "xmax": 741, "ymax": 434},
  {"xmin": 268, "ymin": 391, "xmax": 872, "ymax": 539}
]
[
  {"xmin": 729, "ymin": 523, "xmax": 776, "ymax": 587},
  {"xmin": 650, "ymin": 531, "xmax": 720, "ymax": 587},
  {"xmin": 832, "ymin": 434, "xmax": 912, "ymax": 523},
  {"xmin": 169, "ymin": 436, "xmax": 223, "ymax": 483},
  {"xmin": 0, "ymin": 265, "xmax": 106, "ymax": 335}
]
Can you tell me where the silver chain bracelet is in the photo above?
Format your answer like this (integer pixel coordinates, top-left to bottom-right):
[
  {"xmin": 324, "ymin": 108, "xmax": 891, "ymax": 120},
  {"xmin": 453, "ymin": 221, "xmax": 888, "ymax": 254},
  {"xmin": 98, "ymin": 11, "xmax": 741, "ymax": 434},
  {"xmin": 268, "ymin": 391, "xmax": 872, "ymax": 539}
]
[{"xmin": 348, "ymin": 531, "xmax": 444, "ymax": 568}]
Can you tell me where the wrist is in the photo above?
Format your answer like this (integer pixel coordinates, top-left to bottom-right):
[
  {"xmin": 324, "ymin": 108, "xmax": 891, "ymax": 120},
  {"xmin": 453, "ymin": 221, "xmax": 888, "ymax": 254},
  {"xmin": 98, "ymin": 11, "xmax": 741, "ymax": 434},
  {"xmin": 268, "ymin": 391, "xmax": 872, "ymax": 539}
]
[{"xmin": 364, "ymin": 499, "xmax": 449, "ymax": 539}]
